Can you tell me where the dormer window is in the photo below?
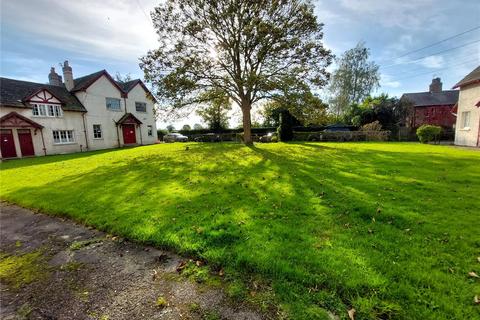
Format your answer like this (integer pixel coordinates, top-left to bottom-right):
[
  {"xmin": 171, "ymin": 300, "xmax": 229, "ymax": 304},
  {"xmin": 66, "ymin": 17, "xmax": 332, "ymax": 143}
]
[{"xmin": 32, "ymin": 104, "xmax": 63, "ymax": 117}]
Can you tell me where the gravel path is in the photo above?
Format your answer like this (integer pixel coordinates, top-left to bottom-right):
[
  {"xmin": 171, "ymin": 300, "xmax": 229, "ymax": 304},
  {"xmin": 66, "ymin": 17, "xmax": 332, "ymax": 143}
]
[{"xmin": 0, "ymin": 203, "xmax": 263, "ymax": 320}]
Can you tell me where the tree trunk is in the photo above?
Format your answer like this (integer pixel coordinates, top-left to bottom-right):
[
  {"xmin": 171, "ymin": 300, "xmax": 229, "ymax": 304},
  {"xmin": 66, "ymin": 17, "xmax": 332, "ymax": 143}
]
[{"xmin": 241, "ymin": 102, "xmax": 253, "ymax": 145}]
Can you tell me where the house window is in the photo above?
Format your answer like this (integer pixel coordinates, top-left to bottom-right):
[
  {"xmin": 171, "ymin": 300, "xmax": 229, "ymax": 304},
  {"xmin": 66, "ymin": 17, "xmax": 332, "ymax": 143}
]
[
  {"xmin": 147, "ymin": 125, "xmax": 153, "ymax": 136},
  {"xmin": 52, "ymin": 130, "xmax": 75, "ymax": 144},
  {"xmin": 135, "ymin": 102, "xmax": 147, "ymax": 112},
  {"xmin": 93, "ymin": 124, "xmax": 102, "ymax": 139},
  {"xmin": 32, "ymin": 104, "xmax": 62, "ymax": 117},
  {"xmin": 461, "ymin": 111, "xmax": 471, "ymax": 129},
  {"xmin": 106, "ymin": 98, "xmax": 121, "ymax": 111}
]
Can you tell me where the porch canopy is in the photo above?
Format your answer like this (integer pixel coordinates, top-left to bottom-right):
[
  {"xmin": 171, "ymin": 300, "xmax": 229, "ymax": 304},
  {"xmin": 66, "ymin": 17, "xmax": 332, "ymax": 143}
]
[
  {"xmin": 115, "ymin": 113, "xmax": 142, "ymax": 126},
  {"xmin": 0, "ymin": 111, "xmax": 44, "ymax": 129}
]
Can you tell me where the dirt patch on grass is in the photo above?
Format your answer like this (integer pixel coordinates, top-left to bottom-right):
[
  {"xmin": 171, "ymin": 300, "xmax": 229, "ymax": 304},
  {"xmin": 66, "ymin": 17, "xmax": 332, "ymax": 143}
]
[{"xmin": 0, "ymin": 203, "xmax": 264, "ymax": 320}]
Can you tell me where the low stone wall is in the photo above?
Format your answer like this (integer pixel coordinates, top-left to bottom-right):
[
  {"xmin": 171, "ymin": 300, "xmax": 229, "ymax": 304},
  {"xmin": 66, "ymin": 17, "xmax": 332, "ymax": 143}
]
[{"xmin": 293, "ymin": 130, "xmax": 391, "ymax": 142}]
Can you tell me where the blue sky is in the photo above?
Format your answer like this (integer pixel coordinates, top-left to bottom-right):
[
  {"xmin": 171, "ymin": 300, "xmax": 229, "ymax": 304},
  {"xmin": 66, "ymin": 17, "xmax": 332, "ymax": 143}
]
[{"xmin": 1, "ymin": 0, "xmax": 479, "ymax": 128}]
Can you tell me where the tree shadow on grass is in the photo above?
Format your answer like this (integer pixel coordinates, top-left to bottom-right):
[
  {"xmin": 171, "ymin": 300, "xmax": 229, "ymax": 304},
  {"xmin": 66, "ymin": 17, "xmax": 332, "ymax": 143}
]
[{"xmin": 3, "ymin": 142, "xmax": 479, "ymax": 319}]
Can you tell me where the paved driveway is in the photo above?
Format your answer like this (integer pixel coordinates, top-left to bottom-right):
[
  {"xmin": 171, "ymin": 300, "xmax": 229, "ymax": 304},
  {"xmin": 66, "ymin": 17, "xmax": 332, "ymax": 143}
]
[{"xmin": 0, "ymin": 203, "xmax": 262, "ymax": 320}]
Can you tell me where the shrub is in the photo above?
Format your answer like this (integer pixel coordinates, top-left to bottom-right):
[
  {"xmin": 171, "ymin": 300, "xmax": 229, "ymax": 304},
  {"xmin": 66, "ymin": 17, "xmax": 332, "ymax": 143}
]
[
  {"xmin": 416, "ymin": 125, "xmax": 442, "ymax": 143},
  {"xmin": 360, "ymin": 120, "xmax": 382, "ymax": 131},
  {"xmin": 157, "ymin": 129, "xmax": 168, "ymax": 140},
  {"xmin": 270, "ymin": 136, "xmax": 278, "ymax": 143},
  {"xmin": 277, "ymin": 111, "xmax": 294, "ymax": 141}
]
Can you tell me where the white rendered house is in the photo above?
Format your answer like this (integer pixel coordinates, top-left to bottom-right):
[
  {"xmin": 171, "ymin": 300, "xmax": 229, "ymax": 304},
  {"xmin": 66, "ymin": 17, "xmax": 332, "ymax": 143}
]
[
  {"xmin": 453, "ymin": 66, "xmax": 480, "ymax": 147},
  {"xmin": 0, "ymin": 61, "xmax": 157, "ymax": 158}
]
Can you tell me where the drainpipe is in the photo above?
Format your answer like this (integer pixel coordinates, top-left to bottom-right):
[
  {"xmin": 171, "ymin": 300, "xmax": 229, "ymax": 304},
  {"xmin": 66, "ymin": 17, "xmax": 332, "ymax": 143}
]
[
  {"xmin": 115, "ymin": 121, "xmax": 120, "ymax": 148},
  {"xmin": 124, "ymin": 97, "xmax": 127, "ymax": 115},
  {"xmin": 82, "ymin": 112, "xmax": 89, "ymax": 151},
  {"xmin": 40, "ymin": 129, "xmax": 47, "ymax": 156},
  {"xmin": 477, "ymin": 116, "xmax": 480, "ymax": 147},
  {"xmin": 139, "ymin": 125, "xmax": 143, "ymax": 145}
]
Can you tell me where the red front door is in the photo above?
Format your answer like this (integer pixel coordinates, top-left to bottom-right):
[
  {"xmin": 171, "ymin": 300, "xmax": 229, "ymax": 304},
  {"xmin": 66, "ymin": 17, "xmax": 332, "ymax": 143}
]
[
  {"xmin": 0, "ymin": 129, "xmax": 17, "ymax": 158},
  {"xmin": 18, "ymin": 129, "xmax": 35, "ymax": 156},
  {"xmin": 122, "ymin": 124, "xmax": 136, "ymax": 144}
]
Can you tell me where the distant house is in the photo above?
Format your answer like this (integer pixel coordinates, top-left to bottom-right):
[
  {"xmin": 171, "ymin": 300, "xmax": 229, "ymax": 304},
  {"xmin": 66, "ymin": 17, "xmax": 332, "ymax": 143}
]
[
  {"xmin": 401, "ymin": 78, "xmax": 458, "ymax": 132},
  {"xmin": 453, "ymin": 66, "xmax": 480, "ymax": 147},
  {"xmin": 0, "ymin": 61, "xmax": 157, "ymax": 159}
]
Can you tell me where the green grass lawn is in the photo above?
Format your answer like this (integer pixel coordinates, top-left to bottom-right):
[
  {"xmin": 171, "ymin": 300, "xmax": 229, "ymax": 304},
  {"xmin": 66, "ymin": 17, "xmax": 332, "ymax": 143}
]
[{"xmin": 1, "ymin": 142, "xmax": 479, "ymax": 319}]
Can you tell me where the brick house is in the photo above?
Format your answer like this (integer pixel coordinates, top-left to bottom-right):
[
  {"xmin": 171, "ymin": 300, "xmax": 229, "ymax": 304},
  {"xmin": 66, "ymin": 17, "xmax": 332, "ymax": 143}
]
[{"xmin": 401, "ymin": 78, "xmax": 458, "ymax": 133}]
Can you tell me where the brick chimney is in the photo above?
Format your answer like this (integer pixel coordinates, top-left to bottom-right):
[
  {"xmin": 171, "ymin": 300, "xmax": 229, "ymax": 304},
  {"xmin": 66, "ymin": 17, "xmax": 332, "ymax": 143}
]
[
  {"xmin": 62, "ymin": 61, "xmax": 74, "ymax": 91},
  {"xmin": 48, "ymin": 67, "xmax": 62, "ymax": 86},
  {"xmin": 429, "ymin": 77, "xmax": 442, "ymax": 93}
]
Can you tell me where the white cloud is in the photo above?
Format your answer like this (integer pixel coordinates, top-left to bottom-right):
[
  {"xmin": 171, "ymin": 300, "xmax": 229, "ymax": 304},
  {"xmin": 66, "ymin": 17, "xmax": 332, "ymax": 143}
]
[
  {"xmin": 1, "ymin": 0, "xmax": 158, "ymax": 63},
  {"xmin": 419, "ymin": 55, "xmax": 445, "ymax": 68},
  {"xmin": 380, "ymin": 73, "xmax": 401, "ymax": 88},
  {"xmin": 338, "ymin": 0, "xmax": 442, "ymax": 30}
]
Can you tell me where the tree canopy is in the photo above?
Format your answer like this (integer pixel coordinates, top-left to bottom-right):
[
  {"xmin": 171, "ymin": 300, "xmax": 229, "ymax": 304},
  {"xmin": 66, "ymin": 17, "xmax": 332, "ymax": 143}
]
[
  {"xmin": 140, "ymin": 0, "xmax": 332, "ymax": 144},
  {"xmin": 196, "ymin": 91, "xmax": 232, "ymax": 131},
  {"xmin": 329, "ymin": 42, "xmax": 380, "ymax": 116},
  {"xmin": 343, "ymin": 94, "xmax": 411, "ymax": 133}
]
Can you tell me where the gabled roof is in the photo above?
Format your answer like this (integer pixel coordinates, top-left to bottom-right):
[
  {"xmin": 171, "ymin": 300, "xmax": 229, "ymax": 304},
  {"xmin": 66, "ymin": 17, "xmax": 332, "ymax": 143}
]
[
  {"xmin": 401, "ymin": 90, "xmax": 458, "ymax": 107},
  {"xmin": 72, "ymin": 70, "xmax": 126, "ymax": 96},
  {"xmin": 116, "ymin": 112, "xmax": 142, "ymax": 125},
  {"xmin": 0, "ymin": 77, "xmax": 86, "ymax": 112},
  {"xmin": 116, "ymin": 80, "xmax": 139, "ymax": 92},
  {"xmin": 72, "ymin": 70, "xmax": 156, "ymax": 102},
  {"xmin": 116, "ymin": 79, "xmax": 157, "ymax": 103},
  {"xmin": 453, "ymin": 66, "xmax": 480, "ymax": 89},
  {"xmin": 0, "ymin": 111, "xmax": 44, "ymax": 129}
]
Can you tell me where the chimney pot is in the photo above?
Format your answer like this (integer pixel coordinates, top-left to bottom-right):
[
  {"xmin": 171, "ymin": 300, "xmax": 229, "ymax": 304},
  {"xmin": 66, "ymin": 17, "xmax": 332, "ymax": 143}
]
[
  {"xmin": 429, "ymin": 77, "xmax": 442, "ymax": 93},
  {"xmin": 48, "ymin": 67, "xmax": 62, "ymax": 86},
  {"xmin": 63, "ymin": 60, "xmax": 74, "ymax": 91}
]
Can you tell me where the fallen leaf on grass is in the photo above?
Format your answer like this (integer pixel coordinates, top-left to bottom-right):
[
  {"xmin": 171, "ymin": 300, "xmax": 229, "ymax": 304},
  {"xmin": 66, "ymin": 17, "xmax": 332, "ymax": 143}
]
[
  {"xmin": 176, "ymin": 260, "xmax": 187, "ymax": 272},
  {"xmin": 195, "ymin": 260, "xmax": 203, "ymax": 267},
  {"xmin": 218, "ymin": 268, "xmax": 224, "ymax": 276},
  {"xmin": 474, "ymin": 295, "xmax": 479, "ymax": 304},
  {"xmin": 477, "ymin": 257, "xmax": 480, "ymax": 263},
  {"xmin": 348, "ymin": 308, "xmax": 356, "ymax": 320},
  {"xmin": 468, "ymin": 271, "xmax": 479, "ymax": 278}
]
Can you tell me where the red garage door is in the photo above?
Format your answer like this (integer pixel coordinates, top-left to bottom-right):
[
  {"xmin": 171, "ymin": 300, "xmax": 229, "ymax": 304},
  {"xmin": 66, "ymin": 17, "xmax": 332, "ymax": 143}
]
[
  {"xmin": 1, "ymin": 129, "xmax": 17, "ymax": 158},
  {"xmin": 18, "ymin": 129, "xmax": 35, "ymax": 156}
]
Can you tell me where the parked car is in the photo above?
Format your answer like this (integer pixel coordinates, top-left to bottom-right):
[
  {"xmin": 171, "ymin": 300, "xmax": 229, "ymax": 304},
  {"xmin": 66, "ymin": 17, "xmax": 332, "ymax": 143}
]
[
  {"xmin": 324, "ymin": 124, "xmax": 353, "ymax": 132},
  {"xmin": 259, "ymin": 132, "xmax": 277, "ymax": 142},
  {"xmin": 194, "ymin": 133, "xmax": 221, "ymax": 142},
  {"xmin": 163, "ymin": 133, "xmax": 188, "ymax": 142}
]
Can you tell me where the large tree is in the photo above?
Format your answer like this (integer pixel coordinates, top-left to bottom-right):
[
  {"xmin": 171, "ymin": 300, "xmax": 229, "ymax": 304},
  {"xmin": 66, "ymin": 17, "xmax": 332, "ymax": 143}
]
[
  {"xmin": 329, "ymin": 42, "xmax": 380, "ymax": 116},
  {"xmin": 140, "ymin": 0, "xmax": 332, "ymax": 144},
  {"xmin": 196, "ymin": 91, "xmax": 232, "ymax": 131}
]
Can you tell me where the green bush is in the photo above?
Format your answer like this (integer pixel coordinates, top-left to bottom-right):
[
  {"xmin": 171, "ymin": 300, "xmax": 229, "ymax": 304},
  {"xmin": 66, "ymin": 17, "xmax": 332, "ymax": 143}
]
[
  {"xmin": 157, "ymin": 129, "xmax": 168, "ymax": 140},
  {"xmin": 270, "ymin": 136, "xmax": 278, "ymax": 143},
  {"xmin": 416, "ymin": 125, "xmax": 442, "ymax": 143},
  {"xmin": 277, "ymin": 111, "xmax": 294, "ymax": 141}
]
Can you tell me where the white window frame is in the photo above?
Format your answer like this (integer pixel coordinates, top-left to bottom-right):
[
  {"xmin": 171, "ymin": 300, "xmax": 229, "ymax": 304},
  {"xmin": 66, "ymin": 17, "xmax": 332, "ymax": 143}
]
[
  {"xmin": 32, "ymin": 104, "xmax": 63, "ymax": 118},
  {"xmin": 106, "ymin": 97, "xmax": 121, "ymax": 111},
  {"xmin": 93, "ymin": 124, "xmax": 103, "ymax": 139},
  {"xmin": 461, "ymin": 111, "xmax": 471, "ymax": 129},
  {"xmin": 135, "ymin": 102, "xmax": 147, "ymax": 113},
  {"xmin": 147, "ymin": 125, "xmax": 153, "ymax": 136},
  {"xmin": 52, "ymin": 130, "xmax": 75, "ymax": 144}
]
